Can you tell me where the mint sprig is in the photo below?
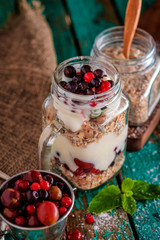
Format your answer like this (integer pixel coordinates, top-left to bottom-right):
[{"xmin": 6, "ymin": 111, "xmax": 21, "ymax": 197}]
[{"xmin": 88, "ymin": 178, "xmax": 160, "ymax": 216}]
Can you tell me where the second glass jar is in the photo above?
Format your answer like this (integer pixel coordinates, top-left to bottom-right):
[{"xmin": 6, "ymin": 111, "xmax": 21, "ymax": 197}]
[{"xmin": 39, "ymin": 56, "xmax": 129, "ymax": 190}]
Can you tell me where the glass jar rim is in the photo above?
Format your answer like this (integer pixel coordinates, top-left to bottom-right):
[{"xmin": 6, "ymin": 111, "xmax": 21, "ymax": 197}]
[
  {"xmin": 93, "ymin": 26, "xmax": 156, "ymax": 66},
  {"xmin": 52, "ymin": 56, "xmax": 120, "ymax": 104}
]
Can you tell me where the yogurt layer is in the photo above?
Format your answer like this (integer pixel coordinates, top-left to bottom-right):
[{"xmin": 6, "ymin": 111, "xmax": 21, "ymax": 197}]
[{"xmin": 51, "ymin": 125, "xmax": 128, "ymax": 171}]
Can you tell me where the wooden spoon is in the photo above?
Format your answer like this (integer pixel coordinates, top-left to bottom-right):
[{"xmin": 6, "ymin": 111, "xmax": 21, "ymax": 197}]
[
  {"xmin": 0, "ymin": 170, "xmax": 10, "ymax": 181},
  {"xmin": 123, "ymin": 0, "xmax": 142, "ymax": 58}
]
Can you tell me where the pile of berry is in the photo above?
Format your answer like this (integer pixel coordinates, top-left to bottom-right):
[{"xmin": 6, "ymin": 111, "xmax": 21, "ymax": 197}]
[
  {"xmin": 59, "ymin": 64, "xmax": 114, "ymax": 95},
  {"xmin": 0, "ymin": 170, "xmax": 72, "ymax": 227}
]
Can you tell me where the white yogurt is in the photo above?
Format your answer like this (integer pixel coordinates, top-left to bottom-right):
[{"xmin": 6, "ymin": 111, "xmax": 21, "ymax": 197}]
[{"xmin": 50, "ymin": 125, "xmax": 128, "ymax": 171}]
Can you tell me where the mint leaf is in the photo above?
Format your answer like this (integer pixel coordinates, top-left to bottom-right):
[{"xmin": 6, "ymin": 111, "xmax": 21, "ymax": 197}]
[
  {"xmin": 132, "ymin": 180, "xmax": 160, "ymax": 200},
  {"xmin": 88, "ymin": 185, "xmax": 122, "ymax": 214},
  {"xmin": 121, "ymin": 178, "xmax": 134, "ymax": 193},
  {"xmin": 122, "ymin": 193, "xmax": 136, "ymax": 215}
]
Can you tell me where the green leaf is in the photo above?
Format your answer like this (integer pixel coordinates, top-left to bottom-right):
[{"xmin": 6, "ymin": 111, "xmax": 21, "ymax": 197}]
[
  {"xmin": 121, "ymin": 178, "xmax": 134, "ymax": 193},
  {"xmin": 88, "ymin": 185, "xmax": 122, "ymax": 214},
  {"xmin": 122, "ymin": 193, "xmax": 136, "ymax": 216},
  {"xmin": 132, "ymin": 180, "xmax": 160, "ymax": 200}
]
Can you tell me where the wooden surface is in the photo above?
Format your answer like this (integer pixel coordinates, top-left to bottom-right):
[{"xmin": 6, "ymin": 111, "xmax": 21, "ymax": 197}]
[{"xmin": 0, "ymin": 0, "xmax": 160, "ymax": 239}]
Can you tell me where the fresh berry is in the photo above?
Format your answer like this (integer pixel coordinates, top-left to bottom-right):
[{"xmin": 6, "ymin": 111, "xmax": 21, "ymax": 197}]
[
  {"xmin": 60, "ymin": 197, "xmax": 72, "ymax": 208},
  {"xmin": 1, "ymin": 188, "xmax": 21, "ymax": 209},
  {"xmin": 67, "ymin": 228, "xmax": 82, "ymax": 240},
  {"xmin": 94, "ymin": 69, "xmax": 104, "ymax": 78},
  {"xmin": 30, "ymin": 183, "xmax": 41, "ymax": 191},
  {"xmin": 78, "ymin": 81, "xmax": 89, "ymax": 91},
  {"xmin": 49, "ymin": 186, "xmax": 62, "ymax": 201},
  {"xmin": 17, "ymin": 180, "xmax": 30, "ymax": 192},
  {"xmin": 40, "ymin": 180, "xmax": 50, "ymax": 191},
  {"xmin": 39, "ymin": 189, "xmax": 49, "ymax": 200},
  {"xmin": 84, "ymin": 72, "xmax": 95, "ymax": 83},
  {"xmin": 81, "ymin": 65, "xmax": 92, "ymax": 75},
  {"xmin": 23, "ymin": 170, "xmax": 43, "ymax": 183},
  {"xmin": 100, "ymin": 81, "xmax": 111, "ymax": 92},
  {"xmin": 59, "ymin": 206, "xmax": 67, "ymax": 216},
  {"xmin": 26, "ymin": 205, "xmax": 36, "ymax": 215},
  {"xmin": 27, "ymin": 215, "xmax": 41, "ymax": 227},
  {"xmin": 86, "ymin": 214, "xmax": 94, "ymax": 224},
  {"xmin": 43, "ymin": 175, "xmax": 54, "ymax": 185},
  {"xmin": 72, "ymin": 75, "xmax": 83, "ymax": 83},
  {"xmin": 67, "ymin": 81, "xmax": 78, "ymax": 93},
  {"xmin": 90, "ymin": 168, "xmax": 100, "ymax": 174},
  {"xmin": 74, "ymin": 158, "xmax": 94, "ymax": 169},
  {"xmin": 15, "ymin": 216, "xmax": 25, "ymax": 226},
  {"xmin": 3, "ymin": 208, "xmax": 18, "ymax": 221},
  {"xmin": 90, "ymin": 78, "xmax": 101, "ymax": 88},
  {"xmin": 64, "ymin": 66, "xmax": 76, "ymax": 78},
  {"xmin": 14, "ymin": 179, "xmax": 23, "ymax": 190},
  {"xmin": 26, "ymin": 190, "xmax": 39, "ymax": 202},
  {"xmin": 54, "ymin": 182, "xmax": 64, "ymax": 191},
  {"xmin": 37, "ymin": 201, "xmax": 59, "ymax": 226}
]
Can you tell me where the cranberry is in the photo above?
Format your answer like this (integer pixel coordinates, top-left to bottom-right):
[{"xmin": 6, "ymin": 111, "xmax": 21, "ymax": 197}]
[
  {"xmin": 84, "ymin": 72, "xmax": 95, "ymax": 83},
  {"xmin": 101, "ymin": 81, "xmax": 111, "ymax": 92},
  {"xmin": 59, "ymin": 206, "xmax": 67, "ymax": 216},
  {"xmin": 40, "ymin": 180, "xmax": 50, "ymax": 191},
  {"xmin": 18, "ymin": 180, "xmax": 30, "ymax": 192},
  {"xmin": 43, "ymin": 175, "xmax": 54, "ymax": 185},
  {"xmin": 60, "ymin": 197, "xmax": 72, "ymax": 208},
  {"xmin": 64, "ymin": 66, "xmax": 76, "ymax": 78},
  {"xmin": 81, "ymin": 65, "xmax": 92, "ymax": 75},
  {"xmin": 67, "ymin": 228, "xmax": 82, "ymax": 240},
  {"xmin": 39, "ymin": 189, "xmax": 49, "ymax": 200},
  {"xmin": 26, "ymin": 205, "xmax": 36, "ymax": 215},
  {"xmin": 86, "ymin": 214, "xmax": 94, "ymax": 224},
  {"xmin": 66, "ymin": 81, "xmax": 78, "ymax": 93},
  {"xmin": 30, "ymin": 183, "xmax": 41, "ymax": 191},
  {"xmin": 94, "ymin": 69, "xmax": 104, "ymax": 78},
  {"xmin": 15, "ymin": 216, "xmax": 25, "ymax": 226}
]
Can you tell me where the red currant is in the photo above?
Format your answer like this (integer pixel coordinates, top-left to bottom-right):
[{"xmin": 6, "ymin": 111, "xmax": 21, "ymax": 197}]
[
  {"xmin": 40, "ymin": 180, "xmax": 50, "ymax": 190},
  {"xmin": 26, "ymin": 205, "xmax": 36, "ymax": 215},
  {"xmin": 60, "ymin": 197, "xmax": 72, "ymax": 208},
  {"xmin": 30, "ymin": 182, "xmax": 41, "ymax": 191},
  {"xmin": 101, "ymin": 80, "xmax": 111, "ymax": 92},
  {"xmin": 15, "ymin": 216, "xmax": 25, "ymax": 226},
  {"xmin": 67, "ymin": 228, "xmax": 82, "ymax": 240},
  {"xmin": 84, "ymin": 72, "xmax": 95, "ymax": 83},
  {"xmin": 86, "ymin": 214, "xmax": 94, "ymax": 224},
  {"xmin": 59, "ymin": 206, "xmax": 67, "ymax": 216}
]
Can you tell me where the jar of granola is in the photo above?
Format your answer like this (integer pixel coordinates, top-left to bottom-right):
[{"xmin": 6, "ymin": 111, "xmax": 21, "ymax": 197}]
[
  {"xmin": 39, "ymin": 56, "xmax": 129, "ymax": 190},
  {"xmin": 91, "ymin": 26, "xmax": 160, "ymax": 125}
]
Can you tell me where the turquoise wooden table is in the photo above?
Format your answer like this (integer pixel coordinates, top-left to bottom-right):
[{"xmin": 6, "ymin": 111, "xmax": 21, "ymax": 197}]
[{"xmin": 0, "ymin": 0, "xmax": 160, "ymax": 239}]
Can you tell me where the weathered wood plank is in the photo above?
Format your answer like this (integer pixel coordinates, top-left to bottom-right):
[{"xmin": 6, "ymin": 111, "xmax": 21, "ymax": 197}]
[
  {"xmin": 121, "ymin": 136, "xmax": 160, "ymax": 239},
  {"xmin": 113, "ymin": 0, "xmax": 157, "ymax": 23},
  {"xmin": 65, "ymin": 0, "xmax": 119, "ymax": 56},
  {"xmin": 41, "ymin": 0, "xmax": 78, "ymax": 63}
]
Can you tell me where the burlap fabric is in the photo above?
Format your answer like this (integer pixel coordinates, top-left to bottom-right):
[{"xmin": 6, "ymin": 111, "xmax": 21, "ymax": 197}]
[{"xmin": 0, "ymin": 0, "xmax": 57, "ymax": 183}]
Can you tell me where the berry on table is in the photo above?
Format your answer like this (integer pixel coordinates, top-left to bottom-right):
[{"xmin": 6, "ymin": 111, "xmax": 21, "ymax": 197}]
[
  {"xmin": 67, "ymin": 228, "xmax": 83, "ymax": 240},
  {"xmin": 86, "ymin": 214, "xmax": 95, "ymax": 224}
]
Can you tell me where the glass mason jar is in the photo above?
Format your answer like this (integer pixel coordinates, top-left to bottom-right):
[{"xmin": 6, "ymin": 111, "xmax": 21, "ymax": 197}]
[
  {"xmin": 39, "ymin": 56, "xmax": 129, "ymax": 190},
  {"xmin": 91, "ymin": 26, "xmax": 160, "ymax": 125}
]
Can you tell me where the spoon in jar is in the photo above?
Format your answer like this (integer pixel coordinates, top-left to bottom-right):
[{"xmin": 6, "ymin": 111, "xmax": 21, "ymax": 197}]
[{"xmin": 123, "ymin": 0, "xmax": 142, "ymax": 58}]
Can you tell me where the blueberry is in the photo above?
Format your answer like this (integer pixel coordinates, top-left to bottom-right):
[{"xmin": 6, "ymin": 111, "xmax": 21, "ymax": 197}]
[
  {"xmin": 90, "ymin": 78, "xmax": 101, "ymax": 88},
  {"xmin": 78, "ymin": 81, "xmax": 89, "ymax": 91},
  {"xmin": 64, "ymin": 65, "xmax": 76, "ymax": 78},
  {"xmin": 94, "ymin": 69, "xmax": 104, "ymax": 78},
  {"xmin": 59, "ymin": 81, "xmax": 67, "ymax": 88},
  {"xmin": 81, "ymin": 65, "xmax": 92, "ymax": 75},
  {"xmin": 39, "ymin": 190, "xmax": 49, "ymax": 200},
  {"xmin": 108, "ymin": 80, "xmax": 114, "ymax": 87},
  {"xmin": 85, "ymin": 89, "xmax": 94, "ymax": 95},
  {"xmin": 67, "ymin": 81, "xmax": 78, "ymax": 93},
  {"xmin": 43, "ymin": 174, "xmax": 54, "ymax": 185},
  {"xmin": 54, "ymin": 182, "xmax": 64, "ymax": 191},
  {"xmin": 72, "ymin": 75, "xmax": 83, "ymax": 83}
]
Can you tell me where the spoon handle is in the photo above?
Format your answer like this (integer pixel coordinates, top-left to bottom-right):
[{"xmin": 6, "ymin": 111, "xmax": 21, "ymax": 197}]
[
  {"xmin": 123, "ymin": 0, "xmax": 142, "ymax": 58},
  {"xmin": 0, "ymin": 170, "xmax": 10, "ymax": 181}
]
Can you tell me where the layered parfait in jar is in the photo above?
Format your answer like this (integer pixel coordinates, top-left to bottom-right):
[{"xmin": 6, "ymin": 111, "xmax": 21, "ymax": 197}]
[{"xmin": 39, "ymin": 56, "xmax": 129, "ymax": 190}]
